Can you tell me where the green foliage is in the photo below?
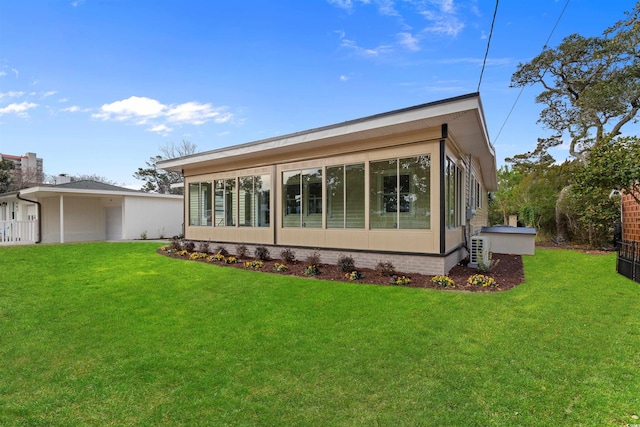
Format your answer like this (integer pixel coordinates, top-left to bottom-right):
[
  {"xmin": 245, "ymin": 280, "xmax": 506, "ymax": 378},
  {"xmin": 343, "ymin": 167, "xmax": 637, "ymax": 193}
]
[
  {"xmin": 0, "ymin": 158, "xmax": 15, "ymax": 193},
  {"xmin": 390, "ymin": 275, "xmax": 411, "ymax": 286},
  {"xmin": 134, "ymin": 140, "xmax": 197, "ymax": 194},
  {"xmin": 244, "ymin": 260, "xmax": 263, "ymax": 269},
  {"xmin": 304, "ymin": 264, "xmax": 321, "ymax": 276},
  {"xmin": 344, "ymin": 271, "xmax": 364, "ymax": 281}
]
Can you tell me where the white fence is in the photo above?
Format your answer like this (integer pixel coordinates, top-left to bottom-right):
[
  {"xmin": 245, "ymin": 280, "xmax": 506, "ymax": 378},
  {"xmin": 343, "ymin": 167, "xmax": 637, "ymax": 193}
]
[{"xmin": 0, "ymin": 220, "xmax": 38, "ymax": 245}]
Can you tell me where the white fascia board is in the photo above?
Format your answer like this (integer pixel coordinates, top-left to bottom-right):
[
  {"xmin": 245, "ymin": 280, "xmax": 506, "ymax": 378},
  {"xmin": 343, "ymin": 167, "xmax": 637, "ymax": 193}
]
[{"xmin": 158, "ymin": 94, "xmax": 488, "ymax": 172}]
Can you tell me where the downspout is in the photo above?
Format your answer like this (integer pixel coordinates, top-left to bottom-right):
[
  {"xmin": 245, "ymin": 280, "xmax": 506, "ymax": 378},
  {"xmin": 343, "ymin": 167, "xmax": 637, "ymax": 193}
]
[{"xmin": 16, "ymin": 192, "xmax": 42, "ymax": 243}]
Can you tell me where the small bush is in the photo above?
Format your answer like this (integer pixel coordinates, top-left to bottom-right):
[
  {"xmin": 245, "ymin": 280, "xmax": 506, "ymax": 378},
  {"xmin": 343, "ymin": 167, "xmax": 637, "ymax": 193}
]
[
  {"xmin": 336, "ymin": 254, "xmax": 355, "ymax": 273},
  {"xmin": 345, "ymin": 271, "xmax": 364, "ymax": 281},
  {"xmin": 214, "ymin": 245, "xmax": 229, "ymax": 256},
  {"xmin": 305, "ymin": 251, "xmax": 321, "ymax": 266},
  {"xmin": 183, "ymin": 241, "xmax": 196, "ymax": 253},
  {"xmin": 244, "ymin": 260, "xmax": 264, "ymax": 269},
  {"xmin": 236, "ymin": 244, "xmax": 249, "ymax": 259},
  {"xmin": 375, "ymin": 261, "xmax": 396, "ymax": 277},
  {"xmin": 467, "ymin": 274, "xmax": 497, "ymax": 287},
  {"xmin": 431, "ymin": 275, "xmax": 455, "ymax": 288},
  {"xmin": 280, "ymin": 248, "xmax": 296, "ymax": 263},
  {"xmin": 197, "ymin": 241, "xmax": 211, "ymax": 253},
  {"xmin": 273, "ymin": 262, "xmax": 288, "ymax": 272},
  {"xmin": 390, "ymin": 275, "xmax": 411, "ymax": 286},
  {"xmin": 305, "ymin": 265, "xmax": 321, "ymax": 276},
  {"xmin": 170, "ymin": 237, "xmax": 182, "ymax": 251},
  {"xmin": 254, "ymin": 246, "xmax": 270, "ymax": 261},
  {"xmin": 140, "ymin": 230, "xmax": 147, "ymax": 240}
]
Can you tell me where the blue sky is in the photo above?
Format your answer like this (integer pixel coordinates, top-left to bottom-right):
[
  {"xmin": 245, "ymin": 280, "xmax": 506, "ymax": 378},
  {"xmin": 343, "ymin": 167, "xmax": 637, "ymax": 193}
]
[{"xmin": 0, "ymin": 0, "xmax": 636, "ymax": 188}]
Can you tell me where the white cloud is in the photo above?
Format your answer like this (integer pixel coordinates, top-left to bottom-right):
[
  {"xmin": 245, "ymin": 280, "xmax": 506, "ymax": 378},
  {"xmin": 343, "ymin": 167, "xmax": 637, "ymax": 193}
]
[
  {"xmin": 398, "ymin": 32, "xmax": 420, "ymax": 51},
  {"xmin": 0, "ymin": 102, "xmax": 38, "ymax": 117},
  {"xmin": 0, "ymin": 91, "xmax": 25, "ymax": 99},
  {"xmin": 61, "ymin": 105, "xmax": 91, "ymax": 113},
  {"xmin": 339, "ymin": 33, "xmax": 393, "ymax": 57},
  {"xmin": 92, "ymin": 96, "xmax": 233, "ymax": 134},
  {"xmin": 340, "ymin": 75, "xmax": 350, "ymax": 81},
  {"xmin": 420, "ymin": 10, "xmax": 464, "ymax": 37}
]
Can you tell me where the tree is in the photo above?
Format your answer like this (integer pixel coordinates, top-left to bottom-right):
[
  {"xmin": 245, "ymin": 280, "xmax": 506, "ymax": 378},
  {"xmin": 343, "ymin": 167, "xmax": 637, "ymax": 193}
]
[
  {"xmin": 511, "ymin": 3, "xmax": 640, "ymax": 163},
  {"xmin": 0, "ymin": 158, "xmax": 15, "ymax": 193},
  {"xmin": 134, "ymin": 140, "xmax": 197, "ymax": 194},
  {"xmin": 509, "ymin": 3, "xmax": 640, "ymax": 242}
]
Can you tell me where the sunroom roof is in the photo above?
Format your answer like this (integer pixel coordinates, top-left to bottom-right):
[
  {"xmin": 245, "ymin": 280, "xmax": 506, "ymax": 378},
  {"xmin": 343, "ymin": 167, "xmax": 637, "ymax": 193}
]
[{"xmin": 158, "ymin": 93, "xmax": 497, "ymax": 190}]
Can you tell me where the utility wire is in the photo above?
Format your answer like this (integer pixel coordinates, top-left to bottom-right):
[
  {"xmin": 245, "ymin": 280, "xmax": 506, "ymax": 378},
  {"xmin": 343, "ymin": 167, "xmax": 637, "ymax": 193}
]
[
  {"xmin": 477, "ymin": 0, "xmax": 499, "ymax": 92},
  {"xmin": 493, "ymin": 0, "xmax": 571, "ymax": 144}
]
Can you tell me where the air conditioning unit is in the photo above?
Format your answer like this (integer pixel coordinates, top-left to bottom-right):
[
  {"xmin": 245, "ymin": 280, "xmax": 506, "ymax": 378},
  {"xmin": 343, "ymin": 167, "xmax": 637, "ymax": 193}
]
[{"xmin": 469, "ymin": 236, "xmax": 490, "ymax": 268}]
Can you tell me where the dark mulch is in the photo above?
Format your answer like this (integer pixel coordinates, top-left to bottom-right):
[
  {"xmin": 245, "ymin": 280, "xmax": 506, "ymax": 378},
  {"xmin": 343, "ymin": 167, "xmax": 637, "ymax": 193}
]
[{"xmin": 158, "ymin": 248, "xmax": 525, "ymax": 292}]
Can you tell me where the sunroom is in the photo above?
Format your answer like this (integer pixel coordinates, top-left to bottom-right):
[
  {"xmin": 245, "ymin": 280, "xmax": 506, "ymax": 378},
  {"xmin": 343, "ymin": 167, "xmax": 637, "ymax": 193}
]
[{"xmin": 158, "ymin": 93, "xmax": 497, "ymax": 275}]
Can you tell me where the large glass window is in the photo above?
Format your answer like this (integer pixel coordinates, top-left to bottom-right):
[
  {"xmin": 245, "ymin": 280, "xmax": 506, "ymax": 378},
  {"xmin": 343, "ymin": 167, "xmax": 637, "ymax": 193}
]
[
  {"xmin": 327, "ymin": 163, "xmax": 365, "ymax": 228},
  {"xmin": 282, "ymin": 168, "xmax": 322, "ymax": 228},
  {"xmin": 445, "ymin": 158, "xmax": 463, "ymax": 228},
  {"xmin": 370, "ymin": 156, "xmax": 431, "ymax": 229},
  {"xmin": 189, "ymin": 182, "xmax": 212, "ymax": 226},
  {"xmin": 214, "ymin": 178, "xmax": 236, "ymax": 227},
  {"xmin": 239, "ymin": 175, "xmax": 270, "ymax": 227}
]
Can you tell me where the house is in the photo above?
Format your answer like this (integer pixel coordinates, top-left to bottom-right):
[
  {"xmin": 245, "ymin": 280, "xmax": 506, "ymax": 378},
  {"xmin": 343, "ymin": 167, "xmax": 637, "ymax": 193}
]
[
  {"xmin": 157, "ymin": 93, "xmax": 498, "ymax": 275},
  {"xmin": 0, "ymin": 179, "xmax": 183, "ymax": 244}
]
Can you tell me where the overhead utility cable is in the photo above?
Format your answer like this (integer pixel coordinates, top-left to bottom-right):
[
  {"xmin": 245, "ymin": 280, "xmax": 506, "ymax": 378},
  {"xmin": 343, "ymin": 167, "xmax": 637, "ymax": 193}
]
[
  {"xmin": 493, "ymin": 0, "xmax": 571, "ymax": 144},
  {"xmin": 477, "ymin": 0, "xmax": 499, "ymax": 92}
]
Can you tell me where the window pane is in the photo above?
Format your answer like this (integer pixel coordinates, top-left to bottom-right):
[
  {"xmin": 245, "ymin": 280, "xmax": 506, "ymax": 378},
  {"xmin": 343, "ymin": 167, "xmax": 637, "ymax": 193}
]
[
  {"xmin": 302, "ymin": 168, "xmax": 322, "ymax": 228},
  {"xmin": 326, "ymin": 166, "xmax": 344, "ymax": 228},
  {"xmin": 214, "ymin": 180, "xmax": 224, "ymax": 227},
  {"xmin": 257, "ymin": 174, "xmax": 270, "ymax": 227},
  {"xmin": 370, "ymin": 159, "xmax": 398, "ymax": 229},
  {"xmin": 399, "ymin": 155, "xmax": 430, "ymax": 229},
  {"xmin": 225, "ymin": 178, "xmax": 236, "ymax": 226},
  {"xmin": 283, "ymin": 171, "xmax": 301, "ymax": 227},
  {"xmin": 239, "ymin": 176, "xmax": 254, "ymax": 227},
  {"xmin": 189, "ymin": 182, "xmax": 212, "ymax": 226},
  {"xmin": 345, "ymin": 164, "xmax": 365, "ymax": 228}
]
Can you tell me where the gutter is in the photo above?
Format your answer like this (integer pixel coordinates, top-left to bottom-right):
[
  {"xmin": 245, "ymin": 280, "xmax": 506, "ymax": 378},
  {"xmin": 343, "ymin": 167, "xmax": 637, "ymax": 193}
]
[{"xmin": 16, "ymin": 192, "xmax": 42, "ymax": 243}]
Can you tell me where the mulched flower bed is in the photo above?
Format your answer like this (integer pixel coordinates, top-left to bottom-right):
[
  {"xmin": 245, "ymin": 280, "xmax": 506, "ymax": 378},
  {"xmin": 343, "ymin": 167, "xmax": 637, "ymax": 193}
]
[{"xmin": 158, "ymin": 247, "xmax": 525, "ymax": 292}]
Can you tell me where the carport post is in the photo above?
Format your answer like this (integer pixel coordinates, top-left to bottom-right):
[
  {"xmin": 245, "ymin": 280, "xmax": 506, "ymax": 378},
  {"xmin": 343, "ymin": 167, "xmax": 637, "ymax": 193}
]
[{"xmin": 59, "ymin": 195, "xmax": 64, "ymax": 244}]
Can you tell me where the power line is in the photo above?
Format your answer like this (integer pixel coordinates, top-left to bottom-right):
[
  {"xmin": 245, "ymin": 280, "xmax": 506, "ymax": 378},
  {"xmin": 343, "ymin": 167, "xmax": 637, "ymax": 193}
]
[
  {"xmin": 477, "ymin": 0, "xmax": 499, "ymax": 92},
  {"xmin": 493, "ymin": 0, "xmax": 571, "ymax": 144}
]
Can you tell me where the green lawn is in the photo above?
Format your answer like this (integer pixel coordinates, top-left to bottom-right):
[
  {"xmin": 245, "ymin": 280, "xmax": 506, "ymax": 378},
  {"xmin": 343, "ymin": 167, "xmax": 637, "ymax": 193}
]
[{"xmin": 0, "ymin": 242, "xmax": 638, "ymax": 426}]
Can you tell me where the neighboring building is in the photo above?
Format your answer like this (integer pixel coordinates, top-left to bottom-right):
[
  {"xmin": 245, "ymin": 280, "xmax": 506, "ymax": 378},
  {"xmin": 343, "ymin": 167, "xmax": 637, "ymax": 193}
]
[
  {"xmin": 0, "ymin": 152, "xmax": 44, "ymax": 187},
  {"xmin": 158, "ymin": 93, "xmax": 498, "ymax": 275},
  {"xmin": 0, "ymin": 180, "xmax": 183, "ymax": 244}
]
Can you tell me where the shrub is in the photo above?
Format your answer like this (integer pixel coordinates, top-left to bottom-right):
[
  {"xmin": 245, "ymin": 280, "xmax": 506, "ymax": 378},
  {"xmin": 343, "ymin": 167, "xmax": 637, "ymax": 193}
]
[
  {"xmin": 254, "ymin": 246, "xmax": 270, "ymax": 261},
  {"xmin": 244, "ymin": 260, "xmax": 264, "ymax": 269},
  {"xmin": 214, "ymin": 245, "xmax": 229, "ymax": 256},
  {"xmin": 170, "ymin": 237, "xmax": 183, "ymax": 251},
  {"xmin": 198, "ymin": 241, "xmax": 211, "ymax": 254},
  {"xmin": 345, "ymin": 270, "xmax": 364, "ymax": 281},
  {"xmin": 140, "ymin": 230, "xmax": 147, "ymax": 240},
  {"xmin": 236, "ymin": 244, "xmax": 249, "ymax": 259},
  {"xmin": 305, "ymin": 265, "xmax": 321, "ymax": 276},
  {"xmin": 390, "ymin": 275, "xmax": 411, "ymax": 286},
  {"xmin": 467, "ymin": 274, "xmax": 497, "ymax": 287},
  {"xmin": 210, "ymin": 253, "xmax": 226, "ymax": 262},
  {"xmin": 280, "ymin": 248, "xmax": 296, "ymax": 263},
  {"xmin": 336, "ymin": 254, "xmax": 355, "ymax": 273},
  {"xmin": 225, "ymin": 256, "xmax": 237, "ymax": 264},
  {"xmin": 273, "ymin": 262, "xmax": 289, "ymax": 272},
  {"xmin": 305, "ymin": 251, "xmax": 321, "ymax": 266},
  {"xmin": 431, "ymin": 275, "xmax": 455, "ymax": 288},
  {"xmin": 183, "ymin": 240, "xmax": 196, "ymax": 253},
  {"xmin": 375, "ymin": 261, "xmax": 395, "ymax": 277}
]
